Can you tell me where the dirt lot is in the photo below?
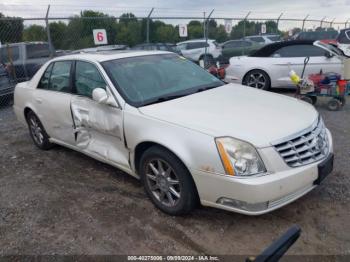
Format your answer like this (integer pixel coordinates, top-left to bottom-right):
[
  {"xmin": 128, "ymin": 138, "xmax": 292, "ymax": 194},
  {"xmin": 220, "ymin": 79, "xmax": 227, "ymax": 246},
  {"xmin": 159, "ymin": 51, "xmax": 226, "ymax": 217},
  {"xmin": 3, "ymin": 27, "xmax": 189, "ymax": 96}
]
[{"xmin": 0, "ymin": 95, "xmax": 349, "ymax": 257}]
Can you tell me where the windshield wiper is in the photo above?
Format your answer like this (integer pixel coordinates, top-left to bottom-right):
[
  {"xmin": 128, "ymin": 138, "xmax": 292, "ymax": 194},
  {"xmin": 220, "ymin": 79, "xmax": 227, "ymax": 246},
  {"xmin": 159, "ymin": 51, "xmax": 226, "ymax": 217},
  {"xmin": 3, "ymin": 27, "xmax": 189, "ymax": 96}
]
[
  {"xmin": 143, "ymin": 94, "xmax": 189, "ymax": 106},
  {"xmin": 195, "ymin": 83, "xmax": 223, "ymax": 93}
]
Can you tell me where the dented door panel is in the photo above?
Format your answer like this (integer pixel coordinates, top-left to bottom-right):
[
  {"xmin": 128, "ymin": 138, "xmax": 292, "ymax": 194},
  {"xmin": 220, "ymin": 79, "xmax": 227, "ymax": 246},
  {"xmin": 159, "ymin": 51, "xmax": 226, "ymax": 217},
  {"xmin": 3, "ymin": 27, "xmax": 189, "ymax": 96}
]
[{"xmin": 70, "ymin": 96, "xmax": 130, "ymax": 169}]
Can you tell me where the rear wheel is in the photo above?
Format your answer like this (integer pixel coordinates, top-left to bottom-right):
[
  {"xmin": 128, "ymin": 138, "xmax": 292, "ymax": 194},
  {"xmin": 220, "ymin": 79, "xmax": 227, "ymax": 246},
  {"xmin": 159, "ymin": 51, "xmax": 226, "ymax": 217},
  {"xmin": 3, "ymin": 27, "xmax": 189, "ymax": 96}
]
[
  {"xmin": 327, "ymin": 98, "xmax": 342, "ymax": 111},
  {"xmin": 301, "ymin": 96, "xmax": 314, "ymax": 105},
  {"xmin": 26, "ymin": 111, "xmax": 54, "ymax": 150},
  {"xmin": 139, "ymin": 146, "xmax": 198, "ymax": 215},
  {"xmin": 243, "ymin": 69, "xmax": 271, "ymax": 90}
]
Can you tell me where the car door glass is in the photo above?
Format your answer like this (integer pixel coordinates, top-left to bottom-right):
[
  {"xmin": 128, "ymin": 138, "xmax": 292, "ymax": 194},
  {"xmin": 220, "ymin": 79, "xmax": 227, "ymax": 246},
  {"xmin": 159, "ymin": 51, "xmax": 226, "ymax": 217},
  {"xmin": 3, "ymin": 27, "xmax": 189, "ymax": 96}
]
[
  {"xmin": 47, "ymin": 61, "xmax": 72, "ymax": 92},
  {"xmin": 75, "ymin": 61, "xmax": 106, "ymax": 98},
  {"xmin": 272, "ymin": 45, "xmax": 325, "ymax": 58},
  {"xmin": 37, "ymin": 63, "xmax": 53, "ymax": 90}
]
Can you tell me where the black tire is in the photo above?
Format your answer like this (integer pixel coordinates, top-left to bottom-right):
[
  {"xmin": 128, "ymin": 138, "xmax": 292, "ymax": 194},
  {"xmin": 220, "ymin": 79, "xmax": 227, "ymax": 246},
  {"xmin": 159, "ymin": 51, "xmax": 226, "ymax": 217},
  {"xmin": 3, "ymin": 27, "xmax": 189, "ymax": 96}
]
[
  {"xmin": 327, "ymin": 98, "xmax": 342, "ymax": 111},
  {"xmin": 337, "ymin": 97, "xmax": 346, "ymax": 107},
  {"xmin": 139, "ymin": 146, "xmax": 198, "ymax": 215},
  {"xmin": 310, "ymin": 96, "xmax": 317, "ymax": 105},
  {"xmin": 301, "ymin": 96, "xmax": 314, "ymax": 105},
  {"xmin": 26, "ymin": 111, "xmax": 54, "ymax": 150},
  {"xmin": 243, "ymin": 69, "xmax": 271, "ymax": 90}
]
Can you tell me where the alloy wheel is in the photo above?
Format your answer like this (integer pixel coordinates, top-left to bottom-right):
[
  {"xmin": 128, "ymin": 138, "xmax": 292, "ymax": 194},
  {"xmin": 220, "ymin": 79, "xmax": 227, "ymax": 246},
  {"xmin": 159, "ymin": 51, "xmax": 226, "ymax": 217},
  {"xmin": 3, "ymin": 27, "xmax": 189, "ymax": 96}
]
[
  {"xmin": 145, "ymin": 159, "xmax": 181, "ymax": 207},
  {"xmin": 246, "ymin": 72, "xmax": 266, "ymax": 89},
  {"xmin": 29, "ymin": 115, "xmax": 44, "ymax": 145}
]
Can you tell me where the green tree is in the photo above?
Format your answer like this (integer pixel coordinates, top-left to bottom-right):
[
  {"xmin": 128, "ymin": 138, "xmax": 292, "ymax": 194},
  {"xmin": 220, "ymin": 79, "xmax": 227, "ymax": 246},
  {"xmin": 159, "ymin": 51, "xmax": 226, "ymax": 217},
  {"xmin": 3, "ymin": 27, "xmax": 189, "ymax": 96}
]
[
  {"xmin": 49, "ymin": 21, "xmax": 67, "ymax": 50},
  {"xmin": 23, "ymin": 24, "xmax": 46, "ymax": 41},
  {"xmin": 115, "ymin": 21, "xmax": 142, "ymax": 46},
  {"xmin": 0, "ymin": 12, "xmax": 23, "ymax": 43}
]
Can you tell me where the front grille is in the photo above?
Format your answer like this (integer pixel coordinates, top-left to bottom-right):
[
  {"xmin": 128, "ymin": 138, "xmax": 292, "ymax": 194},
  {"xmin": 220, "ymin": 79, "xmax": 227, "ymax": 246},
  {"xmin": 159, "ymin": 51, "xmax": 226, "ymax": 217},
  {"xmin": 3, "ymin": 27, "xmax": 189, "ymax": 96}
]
[{"xmin": 274, "ymin": 118, "xmax": 329, "ymax": 167}]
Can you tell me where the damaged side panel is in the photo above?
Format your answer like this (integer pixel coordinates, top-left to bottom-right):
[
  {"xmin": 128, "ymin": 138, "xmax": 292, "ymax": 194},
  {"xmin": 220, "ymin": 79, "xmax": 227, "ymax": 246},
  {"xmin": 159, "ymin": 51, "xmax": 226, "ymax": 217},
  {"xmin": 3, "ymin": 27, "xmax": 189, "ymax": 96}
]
[{"xmin": 70, "ymin": 96, "xmax": 130, "ymax": 169}]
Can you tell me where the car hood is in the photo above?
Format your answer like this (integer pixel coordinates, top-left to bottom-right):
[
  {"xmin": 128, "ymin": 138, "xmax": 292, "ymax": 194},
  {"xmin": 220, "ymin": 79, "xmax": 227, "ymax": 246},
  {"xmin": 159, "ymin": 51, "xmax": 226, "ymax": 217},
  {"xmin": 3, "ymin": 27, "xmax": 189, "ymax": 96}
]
[{"xmin": 139, "ymin": 84, "xmax": 318, "ymax": 148}]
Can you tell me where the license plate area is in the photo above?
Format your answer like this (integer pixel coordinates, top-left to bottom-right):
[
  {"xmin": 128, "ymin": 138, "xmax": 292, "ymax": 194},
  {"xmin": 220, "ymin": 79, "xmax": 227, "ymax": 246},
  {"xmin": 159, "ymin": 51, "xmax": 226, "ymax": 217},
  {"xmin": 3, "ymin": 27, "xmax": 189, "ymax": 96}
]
[{"xmin": 314, "ymin": 153, "xmax": 334, "ymax": 185}]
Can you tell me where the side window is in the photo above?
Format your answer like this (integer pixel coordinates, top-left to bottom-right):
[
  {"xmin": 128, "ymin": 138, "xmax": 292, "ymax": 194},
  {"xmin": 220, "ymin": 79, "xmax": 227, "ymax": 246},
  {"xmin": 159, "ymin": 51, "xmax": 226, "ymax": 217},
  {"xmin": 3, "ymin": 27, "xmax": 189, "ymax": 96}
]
[
  {"xmin": 75, "ymin": 61, "xmax": 106, "ymax": 98},
  {"xmin": 26, "ymin": 44, "xmax": 50, "ymax": 59},
  {"xmin": 0, "ymin": 46, "xmax": 20, "ymax": 63},
  {"xmin": 48, "ymin": 61, "xmax": 72, "ymax": 92},
  {"xmin": 243, "ymin": 41, "xmax": 253, "ymax": 47},
  {"xmin": 272, "ymin": 45, "xmax": 325, "ymax": 57},
  {"xmin": 250, "ymin": 37, "xmax": 265, "ymax": 43},
  {"xmin": 37, "ymin": 63, "xmax": 53, "ymax": 90}
]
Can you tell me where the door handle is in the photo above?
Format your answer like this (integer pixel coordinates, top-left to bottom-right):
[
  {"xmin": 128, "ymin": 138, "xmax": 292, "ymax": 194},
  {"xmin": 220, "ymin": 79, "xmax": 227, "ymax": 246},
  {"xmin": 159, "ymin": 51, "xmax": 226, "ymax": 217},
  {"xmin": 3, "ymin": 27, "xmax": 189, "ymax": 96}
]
[{"xmin": 35, "ymin": 98, "xmax": 43, "ymax": 104}]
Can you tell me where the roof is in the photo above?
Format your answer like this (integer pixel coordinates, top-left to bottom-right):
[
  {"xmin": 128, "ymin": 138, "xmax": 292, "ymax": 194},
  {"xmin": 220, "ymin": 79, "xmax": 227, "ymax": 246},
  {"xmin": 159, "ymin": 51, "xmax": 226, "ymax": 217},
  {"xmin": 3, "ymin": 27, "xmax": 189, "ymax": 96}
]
[
  {"xmin": 51, "ymin": 50, "xmax": 173, "ymax": 63},
  {"xmin": 177, "ymin": 39, "xmax": 215, "ymax": 44},
  {"xmin": 250, "ymin": 40, "xmax": 315, "ymax": 57}
]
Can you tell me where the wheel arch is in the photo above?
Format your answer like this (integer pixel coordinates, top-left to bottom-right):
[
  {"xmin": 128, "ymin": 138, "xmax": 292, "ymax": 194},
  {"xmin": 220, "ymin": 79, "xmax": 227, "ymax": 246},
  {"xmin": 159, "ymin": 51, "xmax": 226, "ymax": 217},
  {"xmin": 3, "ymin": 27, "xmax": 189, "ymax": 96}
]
[{"xmin": 242, "ymin": 68, "xmax": 271, "ymax": 87}]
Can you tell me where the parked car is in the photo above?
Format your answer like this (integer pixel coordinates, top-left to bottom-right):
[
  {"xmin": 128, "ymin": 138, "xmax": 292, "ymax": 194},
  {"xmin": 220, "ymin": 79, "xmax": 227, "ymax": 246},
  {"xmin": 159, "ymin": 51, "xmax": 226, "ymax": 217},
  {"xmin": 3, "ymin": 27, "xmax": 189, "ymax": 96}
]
[
  {"xmin": 0, "ymin": 42, "xmax": 53, "ymax": 82},
  {"xmin": 131, "ymin": 43, "xmax": 178, "ymax": 53},
  {"xmin": 225, "ymin": 40, "xmax": 342, "ymax": 90},
  {"xmin": 14, "ymin": 51, "xmax": 333, "ymax": 216},
  {"xmin": 76, "ymin": 44, "xmax": 128, "ymax": 53},
  {"xmin": 0, "ymin": 63, "xmax": 14, "ymax": 103},
  {"xmin": 243, "ymin": 34, "xmax": 282, "ymax": 45},
  {"xmin": 176, "ymin": 39, "xmax": 222, "ymax": 64},
  {"xmin": 293, "ymin": 30, "xmax": 338, "ymax": 42},
  {"xmin": 221, "ymin": 39, "xmax": 261, "ymax": 59},
  {"xmin": 336, "ymin": 28, "xmax": 350, "ymax": 56}
]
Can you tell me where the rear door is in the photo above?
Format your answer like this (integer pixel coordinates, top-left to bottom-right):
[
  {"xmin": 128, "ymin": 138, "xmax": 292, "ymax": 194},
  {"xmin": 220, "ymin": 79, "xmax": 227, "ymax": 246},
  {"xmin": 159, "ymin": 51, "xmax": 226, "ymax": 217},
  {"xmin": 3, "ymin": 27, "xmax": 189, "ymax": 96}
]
[
  {"xmin": 34, "ymin": 60, "xmax": 75, "ymax": 144},
  {"xmin": 269, "ymin": 44, "xmax": 341, "ymax": 87},
  {"xmin": 70, "ymin": 60, "xmax": 129, "ymax": 169}
]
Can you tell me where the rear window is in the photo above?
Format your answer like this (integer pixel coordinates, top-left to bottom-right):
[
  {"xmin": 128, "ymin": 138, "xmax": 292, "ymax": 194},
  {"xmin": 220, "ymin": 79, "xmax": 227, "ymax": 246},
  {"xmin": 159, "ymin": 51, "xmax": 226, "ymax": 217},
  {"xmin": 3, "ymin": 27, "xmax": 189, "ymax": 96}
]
[
  {"xmin": 0, "ymin": 46, "xmax": 20, "ymax": 63},
  {"xmin": 187, "ymin": 42, "xmax": 209, "ymax": 49},
  {"xmin": 26, "ymin": 44, "xmax": 50, "ymax": 59},
  {"xmin": 248, "ymin": 37, "xmax": 265, "ymax": 43},
  {"xmin": 267, "ymin": 36, "xmax": 281, "ymax": 41}
]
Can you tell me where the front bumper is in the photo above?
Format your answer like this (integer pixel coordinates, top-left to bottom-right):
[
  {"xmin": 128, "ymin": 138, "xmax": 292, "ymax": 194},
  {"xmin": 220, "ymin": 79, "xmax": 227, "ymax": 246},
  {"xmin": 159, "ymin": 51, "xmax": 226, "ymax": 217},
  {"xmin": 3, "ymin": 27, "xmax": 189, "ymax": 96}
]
[{"xmin": 191, "ymin": 130, "xmax": 333, "ymax": 215}]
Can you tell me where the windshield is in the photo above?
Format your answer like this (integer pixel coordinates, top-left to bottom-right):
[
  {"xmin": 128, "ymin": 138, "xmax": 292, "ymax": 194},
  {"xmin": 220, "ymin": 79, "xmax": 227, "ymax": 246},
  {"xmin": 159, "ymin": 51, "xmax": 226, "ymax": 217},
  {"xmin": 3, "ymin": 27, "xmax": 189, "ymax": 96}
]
[{"xmin": 102, "ymin": 54, "xmax": 223, "ymax": 107}]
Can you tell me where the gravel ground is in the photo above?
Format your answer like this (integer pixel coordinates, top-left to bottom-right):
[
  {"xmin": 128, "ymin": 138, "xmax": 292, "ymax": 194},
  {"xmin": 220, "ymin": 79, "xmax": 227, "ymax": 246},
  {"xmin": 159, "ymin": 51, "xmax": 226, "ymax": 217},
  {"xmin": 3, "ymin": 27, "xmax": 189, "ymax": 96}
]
[{"xmin": 0, "ymin": 94, "xmax": 349, "ymax": 257}]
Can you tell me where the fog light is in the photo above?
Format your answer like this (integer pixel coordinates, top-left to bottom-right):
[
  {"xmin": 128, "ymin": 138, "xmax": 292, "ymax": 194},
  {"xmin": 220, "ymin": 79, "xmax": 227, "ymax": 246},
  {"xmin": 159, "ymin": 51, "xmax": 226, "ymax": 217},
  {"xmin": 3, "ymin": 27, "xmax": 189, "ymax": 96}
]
[{"xmin": 216, "ymin": 197, "xmax": 268, "ymax": 212}]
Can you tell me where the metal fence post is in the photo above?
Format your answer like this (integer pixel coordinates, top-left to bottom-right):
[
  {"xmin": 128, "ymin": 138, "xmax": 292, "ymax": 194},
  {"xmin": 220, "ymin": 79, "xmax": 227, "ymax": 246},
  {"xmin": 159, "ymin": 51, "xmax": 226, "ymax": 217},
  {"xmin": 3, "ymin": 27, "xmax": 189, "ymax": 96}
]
[
  {"xmin": 276, "ymin": 13, "xmax": 283, "ymax": 34},
  {"xmin": 320, "ymin": 16, "xmax": 326, "ymax": 28},
  {"xmin": 243, "ymin": 11, "xmax": 251, "ymax": 38},
  {"xmin": 203, "ymin": 12, "xmax": 206, "ymax": 38},
  {"xmin": 146, "ymin": 8, "xmax": 154, "ymax": 43},
  {"xmin": 302, "ymin": 14, "xmax": 309, "ymax": 31},
  {"xmin": 204, "ymin": 9, "xmax": 214, "ymax": 68},
  {"xmin": 330, "ymin": 18, "xmax": 335, "ymax": 29},
  {"xmin": 45, "ymin": 5, "xmax": 54, "ymax": 57}
]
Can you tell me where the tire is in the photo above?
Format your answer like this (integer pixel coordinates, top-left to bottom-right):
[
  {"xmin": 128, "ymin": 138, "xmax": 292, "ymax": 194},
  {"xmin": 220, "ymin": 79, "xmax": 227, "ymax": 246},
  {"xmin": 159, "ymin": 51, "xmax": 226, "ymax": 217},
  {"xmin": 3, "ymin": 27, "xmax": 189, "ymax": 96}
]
[
  {"xmin": 337, "ymin": 97, "xmax": 346, "ymax": 107},
  {"xmin": 301, "ymin": 96, "xmax": 314, "ymax": 105},
  {"xmin": 26, "ymin": 111, "xmax": 54, "ymax": 150},
  {"xmin": 327, "ymin": 98, "xmax": 342, "ymax": 111},
  {"xmin": 310, "ymin": 96, "xmax": 317, "ymax": 105},
  {"xmin": 139, "ymin": 146, "xmax": 198, "ymax": 215},
  {"xmin": 243, "ymin": 69, "xmax": 271, "ymax": 90}
]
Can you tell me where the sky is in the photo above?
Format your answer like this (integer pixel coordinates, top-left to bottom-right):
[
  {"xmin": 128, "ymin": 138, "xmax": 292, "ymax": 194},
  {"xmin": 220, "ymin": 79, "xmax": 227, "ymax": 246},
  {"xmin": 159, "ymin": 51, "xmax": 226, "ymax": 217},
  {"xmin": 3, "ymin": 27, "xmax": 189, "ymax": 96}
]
[{"xmin": 1, "ymin": 0, "xmax": 350, "ymax": 30}]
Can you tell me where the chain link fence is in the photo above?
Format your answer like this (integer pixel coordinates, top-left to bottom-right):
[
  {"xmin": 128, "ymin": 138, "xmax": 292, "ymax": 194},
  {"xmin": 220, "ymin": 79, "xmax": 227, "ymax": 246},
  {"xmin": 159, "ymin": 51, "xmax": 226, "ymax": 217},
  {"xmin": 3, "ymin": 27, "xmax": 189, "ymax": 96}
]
[{"xmin": 0, "ymin": 6, "xmax": 348, "ymax": 108}]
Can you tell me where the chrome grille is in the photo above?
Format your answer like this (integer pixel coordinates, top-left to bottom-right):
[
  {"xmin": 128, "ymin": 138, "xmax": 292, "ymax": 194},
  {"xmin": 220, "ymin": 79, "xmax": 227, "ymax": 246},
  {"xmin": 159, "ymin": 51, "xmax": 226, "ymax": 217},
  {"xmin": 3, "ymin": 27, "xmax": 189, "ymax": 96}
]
[{"xmin": 274, "ymin": 118, "xmax": 329, "ymax": 167}]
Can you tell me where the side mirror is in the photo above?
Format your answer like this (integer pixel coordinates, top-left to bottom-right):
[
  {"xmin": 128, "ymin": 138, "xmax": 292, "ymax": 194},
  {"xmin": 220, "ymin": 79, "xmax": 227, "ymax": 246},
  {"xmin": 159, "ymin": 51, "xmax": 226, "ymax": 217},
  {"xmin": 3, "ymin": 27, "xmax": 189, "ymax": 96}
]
[{"xmin": 92, "ymin": 88, "xmax": 108, "ymax": 104}]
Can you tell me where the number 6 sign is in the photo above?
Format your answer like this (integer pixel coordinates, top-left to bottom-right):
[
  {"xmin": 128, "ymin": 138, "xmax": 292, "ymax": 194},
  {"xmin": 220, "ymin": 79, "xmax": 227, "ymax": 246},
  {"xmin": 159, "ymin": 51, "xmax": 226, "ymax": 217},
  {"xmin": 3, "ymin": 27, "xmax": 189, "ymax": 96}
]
[
  {"xmin": 179, "ymin": 24, "xmax": 188, "ymax": 37},
  {"xmin": 93, "ymin": 29, "xmax": 108, "ymax": 45}
]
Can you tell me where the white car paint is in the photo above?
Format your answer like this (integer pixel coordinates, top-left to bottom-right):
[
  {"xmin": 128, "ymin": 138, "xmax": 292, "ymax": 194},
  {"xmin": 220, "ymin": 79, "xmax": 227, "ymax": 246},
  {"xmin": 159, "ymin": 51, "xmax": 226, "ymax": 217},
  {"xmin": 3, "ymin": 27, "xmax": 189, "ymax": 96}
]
[
  {"xmin": 14, "ymin": 51, "xmax": 333, "ymax": 215},
  {"xmin": 225, "ymin": 52, "xmax": 342, "ymax": 88},
  {"xmin": 176, "ymin": 39, "xmax": 222, "ymax": 62}
]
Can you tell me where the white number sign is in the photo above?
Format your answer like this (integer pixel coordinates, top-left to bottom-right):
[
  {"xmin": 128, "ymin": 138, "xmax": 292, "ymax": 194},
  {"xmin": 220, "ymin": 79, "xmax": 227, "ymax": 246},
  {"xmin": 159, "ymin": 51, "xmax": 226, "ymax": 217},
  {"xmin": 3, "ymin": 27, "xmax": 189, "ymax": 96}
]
[
  {"xmin": 93, "ymin": 29, "xmax": 108, "ymax": 45},
  {"xmin": 224, "ymin": 19, "xmax": 232, "ymax": 34},
  {"xmin": 261, "ymin": 24, "xmax": 267, "ymax": 34},
  {"xmin": 179, "ymin": 24, "xmax": 188, "ymax": 37}
]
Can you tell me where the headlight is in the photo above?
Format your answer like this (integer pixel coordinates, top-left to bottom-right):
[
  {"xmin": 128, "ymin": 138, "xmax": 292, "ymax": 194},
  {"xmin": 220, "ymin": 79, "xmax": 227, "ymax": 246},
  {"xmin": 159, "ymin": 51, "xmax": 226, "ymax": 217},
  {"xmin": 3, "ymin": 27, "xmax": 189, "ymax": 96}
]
[{"xmin": 215, "ymin": 137, "xmax": 266, "ymax": 177}]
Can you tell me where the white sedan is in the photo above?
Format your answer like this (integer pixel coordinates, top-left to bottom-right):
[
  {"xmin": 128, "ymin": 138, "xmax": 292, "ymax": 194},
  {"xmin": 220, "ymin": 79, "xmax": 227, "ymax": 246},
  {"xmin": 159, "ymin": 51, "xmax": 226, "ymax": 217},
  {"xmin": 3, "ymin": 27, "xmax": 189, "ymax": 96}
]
[
  {"xmin": 14, "ymin": 51, "xmax": 333, "ymax": 215},
  {"xmin": 225, "ymin": 40, "xmax": 342, "ymax": 90}
]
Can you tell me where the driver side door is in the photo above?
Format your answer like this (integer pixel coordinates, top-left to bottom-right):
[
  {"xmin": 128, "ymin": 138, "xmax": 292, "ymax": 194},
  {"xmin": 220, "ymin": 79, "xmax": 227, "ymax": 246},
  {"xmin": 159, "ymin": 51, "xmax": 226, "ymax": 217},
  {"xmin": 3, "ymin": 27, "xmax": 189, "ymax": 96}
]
[{"xmin": 70, "ymin": 60, "xmax": 130, "ymax": 170}]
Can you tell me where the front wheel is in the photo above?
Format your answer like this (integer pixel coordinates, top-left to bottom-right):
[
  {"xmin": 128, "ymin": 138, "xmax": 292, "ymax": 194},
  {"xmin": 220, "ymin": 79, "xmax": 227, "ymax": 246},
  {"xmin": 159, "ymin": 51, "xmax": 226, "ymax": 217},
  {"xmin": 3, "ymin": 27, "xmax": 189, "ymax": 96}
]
[
  {"xmin": 139, "ymin": 146, "xmax": 198, "ymax": 215},
  {"xmin": 243, "ymin": 70, "xmax": 271, "ymax": 90}
]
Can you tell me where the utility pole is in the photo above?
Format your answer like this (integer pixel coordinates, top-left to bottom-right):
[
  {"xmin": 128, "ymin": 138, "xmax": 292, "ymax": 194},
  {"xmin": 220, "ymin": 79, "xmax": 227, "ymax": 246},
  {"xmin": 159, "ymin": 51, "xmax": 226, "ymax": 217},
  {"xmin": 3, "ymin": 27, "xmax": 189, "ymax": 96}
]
[
  {"xmin": 146, "ymin": 8, "xmax": 154, "ymax": 43},
  {"xmin": 45, "ymin": 5, "xmax": 54, "ymax": 57}
]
